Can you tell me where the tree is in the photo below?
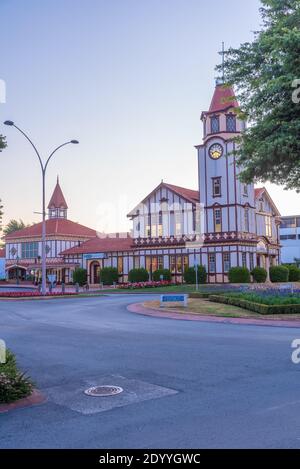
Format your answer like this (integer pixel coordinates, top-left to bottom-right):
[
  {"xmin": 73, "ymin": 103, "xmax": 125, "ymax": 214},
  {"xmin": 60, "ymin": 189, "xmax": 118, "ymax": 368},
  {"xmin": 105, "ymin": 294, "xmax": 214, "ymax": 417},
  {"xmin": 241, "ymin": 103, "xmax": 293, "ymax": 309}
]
[
  {"xmin": 73, "ymin": 268, "xmax": 87, "ymax": 286},
  {"xmin": 3, "ymin": 219, "xmax": 28, "ymax": 236},
  {"xmin": 218, "ymin": 0, "xmax": 300, "ymax": 191}
]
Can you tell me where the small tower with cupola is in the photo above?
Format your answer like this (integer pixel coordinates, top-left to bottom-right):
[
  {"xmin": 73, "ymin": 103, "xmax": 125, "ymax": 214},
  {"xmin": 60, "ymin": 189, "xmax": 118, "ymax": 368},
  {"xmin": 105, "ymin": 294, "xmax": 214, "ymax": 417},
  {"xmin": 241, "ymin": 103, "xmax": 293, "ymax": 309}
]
[{"xmin": 48, "ymin": 176, "xmax": 68, "ymax": 219}]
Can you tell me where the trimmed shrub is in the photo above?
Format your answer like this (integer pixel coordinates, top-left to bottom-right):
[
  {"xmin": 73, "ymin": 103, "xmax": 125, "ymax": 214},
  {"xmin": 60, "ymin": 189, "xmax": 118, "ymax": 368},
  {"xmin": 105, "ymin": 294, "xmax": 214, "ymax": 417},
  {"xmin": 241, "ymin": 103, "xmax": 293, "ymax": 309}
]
[
  {"xmin": 287, "ymin": 265, "xmax": 300, "ymax": 282},
  {"xmin": 100, "ymin": 267, "xmax": 119, "ymax": 285},
  {"xmin": 251, "ymin": 267, "xmax": 267, "ymax": 283},
  {"xmin": 152, "ymin": 269, "xmax": 172, "ymax": 281},
  {"xmin": 269, "ymin": 266, "xmax": 289, "ymax": 283},
  {"xmin": 209, "ymin": 295, "xmax": 300, "ymax": 315},
  {"xmin": 183, "ymin": 265, "xmax": 207, "ymax": 285},
  {"xmin": 128, "ymin": 268, "xmax": 149, "ymax": 283},
  {"xmin": 0, "ymin": 350, "xmax": 33, "ymax": 404},
  {"xmin": 228, "ymin": 267, "xmax": 251, "ymax": 284},
  {"xmin": 72, "ymin": 268, "xmax": 87, "ymax": 286}
]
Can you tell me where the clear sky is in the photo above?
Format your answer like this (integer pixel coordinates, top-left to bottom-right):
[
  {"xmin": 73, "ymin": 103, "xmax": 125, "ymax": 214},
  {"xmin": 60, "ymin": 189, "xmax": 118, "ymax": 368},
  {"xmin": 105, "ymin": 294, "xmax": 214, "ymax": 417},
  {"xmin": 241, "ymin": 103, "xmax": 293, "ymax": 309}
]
[{"xmin": 0, "ymin": 0, "xmax": 299, "ymax": 233}]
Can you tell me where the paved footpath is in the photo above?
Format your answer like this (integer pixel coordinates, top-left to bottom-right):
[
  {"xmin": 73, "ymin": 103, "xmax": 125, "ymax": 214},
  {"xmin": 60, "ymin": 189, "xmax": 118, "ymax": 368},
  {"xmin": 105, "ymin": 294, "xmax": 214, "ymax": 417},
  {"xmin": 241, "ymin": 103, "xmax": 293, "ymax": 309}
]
[{"xmin": 1, "ymin": 294, "xmax": 300, "ymax": 448}]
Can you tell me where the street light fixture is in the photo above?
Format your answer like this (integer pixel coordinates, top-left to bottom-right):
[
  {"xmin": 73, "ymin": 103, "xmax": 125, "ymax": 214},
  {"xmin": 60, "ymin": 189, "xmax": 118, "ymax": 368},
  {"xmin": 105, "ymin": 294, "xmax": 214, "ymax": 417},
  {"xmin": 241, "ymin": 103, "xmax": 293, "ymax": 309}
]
[{"xmin": 4, "ymin": 120, "xmax": 79, "ymax": 295}]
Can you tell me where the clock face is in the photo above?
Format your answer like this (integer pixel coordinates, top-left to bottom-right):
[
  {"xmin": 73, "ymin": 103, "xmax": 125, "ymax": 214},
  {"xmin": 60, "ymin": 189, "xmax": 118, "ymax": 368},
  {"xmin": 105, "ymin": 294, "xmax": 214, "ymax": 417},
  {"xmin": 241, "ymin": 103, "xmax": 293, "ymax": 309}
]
[{"xmin": 209, "ymin": 143, "xmax": 223, "ymax": 160}]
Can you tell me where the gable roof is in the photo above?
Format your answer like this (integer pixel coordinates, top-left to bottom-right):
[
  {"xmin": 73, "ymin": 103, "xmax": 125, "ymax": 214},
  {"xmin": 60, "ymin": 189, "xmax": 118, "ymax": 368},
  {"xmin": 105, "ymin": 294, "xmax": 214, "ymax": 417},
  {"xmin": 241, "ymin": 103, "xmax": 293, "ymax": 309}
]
[
  {"xmin": 48, "ymin": 177, "xmax": 68, "ymax": 209},
  {"xmin": 254, "ymin": 187, "xmax": 281, "ymax": 216},
  {"xmin": 127, "ymin": 181, "xmax": 199, "ymax": 217},
  {"xmin": 60, "ymin": 234, "xmax": 134, "ymax": 256},
  {"xmin": 5, "ymin": 218, "xmax": 96, "ymax": 240}
]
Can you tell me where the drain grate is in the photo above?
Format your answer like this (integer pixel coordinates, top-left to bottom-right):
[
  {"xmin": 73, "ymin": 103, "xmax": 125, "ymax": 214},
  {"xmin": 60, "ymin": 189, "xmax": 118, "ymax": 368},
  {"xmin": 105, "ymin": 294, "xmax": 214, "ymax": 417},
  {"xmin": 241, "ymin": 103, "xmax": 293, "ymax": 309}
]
[{"xmin": 84, "ymin": 385, "xmax": 123, "ymax": 397}]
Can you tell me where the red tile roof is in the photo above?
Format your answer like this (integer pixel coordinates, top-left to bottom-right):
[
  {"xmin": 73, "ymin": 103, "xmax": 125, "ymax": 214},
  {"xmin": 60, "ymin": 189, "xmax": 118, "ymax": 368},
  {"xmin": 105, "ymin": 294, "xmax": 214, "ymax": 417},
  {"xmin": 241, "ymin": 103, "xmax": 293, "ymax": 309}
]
[
  {"xmin": 48, "ymin": 178, "xmax": 68, "ymax": 209},
  {"xmin": 255, "ymin": 188, "xmax": 265, "ymax": 199},
  {"xmin": 163, "ymin": 183, "xmax": 199, "ymax": 203},
  {"xmin": 0, "ymin": 248, "xmax": 5, "ymax": 258},
  {"xmin": 5, "ymin": 218, "xmax": 96, "ymax": 240},
  {"xmin": 61, "ymin": 234, "xmax": 134, "ymax": 256},
  {"xmin": 206, "ymin": 84, "xmax": 239, "ymax": 114}
]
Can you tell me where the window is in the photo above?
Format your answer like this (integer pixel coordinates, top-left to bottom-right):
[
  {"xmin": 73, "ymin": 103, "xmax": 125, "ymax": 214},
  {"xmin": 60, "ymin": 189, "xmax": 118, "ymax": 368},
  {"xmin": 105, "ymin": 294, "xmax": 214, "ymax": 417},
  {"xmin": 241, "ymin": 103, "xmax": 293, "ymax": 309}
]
[
  {"xmin": 151, "ymin": 213, "xmax": 158, "ymax": 237},
  {"xmin": 281, "ymin": 217, "xmax": 296, "ymax": 229},
  {"xmin": 244, "ymin": 208, "xmax": 250, "ymax": 233},
  {"xmin": 146, "ymin": 214, "xmax": 151, "ymax": 237},
  {"xmin": 117, "ymin": 257, "xmax": 123, "ymax": 274},
  {"xmin": 21, "ymin": 242, "xmax": 38, "ymax": 259},
  {"xmin": 212, "ymin": 178, "xmax": 221, "ymax": 197},
  {"xmin": 243, "ymin": 184, "xmax": 248, "ymax": 196},
  {"xmin": 169, "ymin": 255, "xmax": 188, "ymax": 274},
  {"xmin": 175, "ymin": 211, "xmax": 182, "ymax": 236},
  {"xmin": 146, "ymin": 256, "xmax": 164, "ymax": 273},
  {"xmin": 136, "ymin": 222, "xmax": 140, "ymax": 233},
  {"xmin": 214, "ymin": 208, "xmax": 222, "ymax": 233},
  {"xmin": 242, "ymin": 252, "xmax": 247, "ymax": 268},
  {"xmin": 280, "ymin": 235, "xmax": 297, "ymax": 241},
  {"xmin": 158, "ymin": 212, "xmax": 163, "ymax": 237},
  {"xmin": 265, "ymin": 216, "xmax": 272, "ymax": 237},
  {"xmin": 210, "ymin": 116, "xmax": 220, "ymax": 134},
  {"xmin": 259, "ymin": 200, "xmax": 264, "ymax": 212},
  {"xmin": 223, "ymin": 252, "xmax": 231, "ymax": 273},
  {"xmin": 209, "ymin": 253, "xmax": 216, "ymax": 273},
  {"xmin": 249, "ymin": 253, "xmax": 254, "ymax": 271},
  {"xmin": 134, "ymin": 257, "xmax": 140, "ymax": 269},
  {"xmin": 146, "ymin": 256, "xmax": 151, "ymax": 273},
  {"xmin": 226, "ymin": 114, "xmax": 236, "ymax": 132}
]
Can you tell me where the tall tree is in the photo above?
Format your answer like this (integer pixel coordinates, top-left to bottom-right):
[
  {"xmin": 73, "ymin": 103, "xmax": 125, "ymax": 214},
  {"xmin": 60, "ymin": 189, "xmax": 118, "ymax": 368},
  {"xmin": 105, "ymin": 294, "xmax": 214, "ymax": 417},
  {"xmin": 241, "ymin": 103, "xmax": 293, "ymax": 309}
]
[
  {"xmin": 3, "ymin": 219, "xmax": 28, "ymax": 236},
  {"xmin": 218, "ymin": 0, "xmax": 300, "ymax": 191}
]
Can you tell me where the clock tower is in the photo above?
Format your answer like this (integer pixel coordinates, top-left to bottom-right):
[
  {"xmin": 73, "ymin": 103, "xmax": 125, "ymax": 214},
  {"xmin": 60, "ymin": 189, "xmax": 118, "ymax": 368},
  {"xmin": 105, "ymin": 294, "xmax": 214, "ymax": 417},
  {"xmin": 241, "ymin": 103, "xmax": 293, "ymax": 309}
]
[{"xmin": 195, "ymin": 82, "xmax": 257, "ymax": 281}]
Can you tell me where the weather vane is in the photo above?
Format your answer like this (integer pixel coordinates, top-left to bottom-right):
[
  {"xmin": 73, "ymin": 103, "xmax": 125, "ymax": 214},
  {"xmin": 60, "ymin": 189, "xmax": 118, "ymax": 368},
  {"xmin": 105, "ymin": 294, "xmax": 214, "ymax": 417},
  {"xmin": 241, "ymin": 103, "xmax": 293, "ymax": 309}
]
[{"xmin": 218, "ymin": 41, "xmax": 226, "ymax": 84}]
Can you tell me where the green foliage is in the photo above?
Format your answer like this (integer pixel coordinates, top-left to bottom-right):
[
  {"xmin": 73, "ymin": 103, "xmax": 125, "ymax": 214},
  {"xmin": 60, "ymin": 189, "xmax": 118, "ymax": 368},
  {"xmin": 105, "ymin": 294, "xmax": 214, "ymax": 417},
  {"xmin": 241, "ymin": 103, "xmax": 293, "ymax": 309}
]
[
  {"xmin": 72, "ymin": 268, "xmax": 87, "ymax": 286},
  {"xmin": 0, "ymin": 350, "xmax": 33, "ymax": 404},
  {"xmin": 152, "ymin": 269, "xmax": 172, "ymax": 281},
  {"xmin": 228, "ymin": 267, "xmax": 251, "ymax": 284},
  {"xmin": 269, "ymin": 265, "xmax": 289, "ymax": 282},
  {"xmin": 286, "ymin": 264, "xmax": 300, "ymax": 282},
  {"xmin": 218, "ymin": 0, "xmax": 300, "ymax": 191},
  {"xmin": 251, "ymin": 267, "xmax": 268, "ymax": 283},
  {"xmin": 209, "ymin": 294, "xmax": 300, "ymax": 315},
  {"xmin": 183, "ymin": 265, "xmax": 207, "ymax": 285},
  {"xmin": 3, "ymin": 219, "xmax": 28, "ymax": 236},
  {"xmin": 0, "ymin": 135, "xmax": 6, "ymax": 153},
  {"xmin": 128, "ymin": 268, "xmax": 149, "ymax": 283},
  {"xmin": 100, "ymin": 267, "xmax": 119, "ymax": 285}
]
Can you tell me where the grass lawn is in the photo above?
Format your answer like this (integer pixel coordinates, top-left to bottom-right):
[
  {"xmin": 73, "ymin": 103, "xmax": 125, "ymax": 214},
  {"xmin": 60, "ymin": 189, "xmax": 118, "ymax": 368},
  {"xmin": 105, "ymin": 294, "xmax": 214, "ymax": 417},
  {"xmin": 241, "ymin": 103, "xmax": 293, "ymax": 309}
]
[{"xmin": 144, "ymin": 298, "xmax": 300, "ymax": 321}]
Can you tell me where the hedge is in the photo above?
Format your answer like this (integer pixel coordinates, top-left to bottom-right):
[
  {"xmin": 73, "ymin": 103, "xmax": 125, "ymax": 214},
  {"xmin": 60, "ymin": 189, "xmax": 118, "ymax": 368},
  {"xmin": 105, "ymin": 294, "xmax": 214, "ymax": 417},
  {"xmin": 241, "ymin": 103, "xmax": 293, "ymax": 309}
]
[
  {"xmin": 100, "ymin": 267, "xmax": 119, "ymax": 285},
  {"xmin": 152, "ymin": 269, "xmax": 172, "ymax": 281},
  {"xmin": 72, "ymin": 268, "xmax": 87, "ymax": 286},
  {"xmin": 287, "ymin": 265, "xmax": 300, "ymax": 282},
  {"xmin": 128, "ymin": 268, "xmax": 149, "ymax": 283},
  {"xmin": 183, "ymin": 266, "xmax": 207, "ymax": 285},
  {"xmin": 228, "ymin": 267, "xmax": 251, "ymax": 284},
  {"xmin": 209, "ymin": 295, "xmax": 300, "ymax": 315},
  {"xmin": 251, "ymin": 267, "xmax": 267, "ymax": 283},
  {"xmin": 269, "ymin": 266, "xmax": 289, "ymax": 283}
]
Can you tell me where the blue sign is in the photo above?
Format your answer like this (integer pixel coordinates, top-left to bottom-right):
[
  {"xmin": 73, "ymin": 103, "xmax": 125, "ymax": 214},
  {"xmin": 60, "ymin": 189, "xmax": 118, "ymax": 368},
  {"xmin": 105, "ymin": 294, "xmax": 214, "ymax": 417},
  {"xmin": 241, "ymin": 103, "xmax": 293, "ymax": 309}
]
[
  {"xmin": 83, "ymin": 253, "xmax": 107, "ymax": 260},
  {"xmin": 160, "ymin": 294, "xmax": 188, "ymax": 307}
]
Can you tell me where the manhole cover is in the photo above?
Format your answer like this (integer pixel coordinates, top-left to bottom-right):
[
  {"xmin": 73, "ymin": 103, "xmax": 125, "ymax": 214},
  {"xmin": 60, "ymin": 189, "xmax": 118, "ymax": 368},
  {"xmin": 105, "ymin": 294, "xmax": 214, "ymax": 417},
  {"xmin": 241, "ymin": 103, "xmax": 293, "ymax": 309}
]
[{"xmin": 84, "ymin": 385, "xmax": 123, "ymax": 397}]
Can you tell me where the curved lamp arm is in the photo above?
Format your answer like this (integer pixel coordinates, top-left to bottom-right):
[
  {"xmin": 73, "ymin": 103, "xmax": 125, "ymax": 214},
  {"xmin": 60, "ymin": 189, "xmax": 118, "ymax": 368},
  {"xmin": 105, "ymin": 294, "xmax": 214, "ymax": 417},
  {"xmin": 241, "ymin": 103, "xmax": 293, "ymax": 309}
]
[{"xmin": 44, "ymin": 140, "xmax": 79, "ymax": 173}]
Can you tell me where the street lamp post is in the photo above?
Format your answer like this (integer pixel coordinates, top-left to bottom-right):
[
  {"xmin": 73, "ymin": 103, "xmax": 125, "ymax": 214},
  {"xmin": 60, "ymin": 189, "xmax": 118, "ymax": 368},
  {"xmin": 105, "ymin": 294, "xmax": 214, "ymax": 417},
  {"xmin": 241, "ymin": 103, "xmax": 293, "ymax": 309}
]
[{"xmin": 4, "ymin": 121, "xmax": 79, "ymax": 295}]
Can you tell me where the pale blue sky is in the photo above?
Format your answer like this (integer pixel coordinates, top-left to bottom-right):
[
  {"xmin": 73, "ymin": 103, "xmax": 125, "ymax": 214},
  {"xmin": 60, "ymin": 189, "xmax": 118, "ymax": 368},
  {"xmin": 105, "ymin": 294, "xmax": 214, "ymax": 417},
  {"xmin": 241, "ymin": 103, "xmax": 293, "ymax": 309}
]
[{"xmin": 0, "ymin": 0, "xmax": 298, "ymax": 232}]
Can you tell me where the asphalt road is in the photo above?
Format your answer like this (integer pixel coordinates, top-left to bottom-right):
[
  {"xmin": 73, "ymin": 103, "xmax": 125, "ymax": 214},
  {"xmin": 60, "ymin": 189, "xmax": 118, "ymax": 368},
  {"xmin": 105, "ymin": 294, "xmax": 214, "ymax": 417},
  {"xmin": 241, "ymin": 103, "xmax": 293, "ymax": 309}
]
[{"xmin": 1, "ymin": 294, "xmax": 300, "ymax": 449}]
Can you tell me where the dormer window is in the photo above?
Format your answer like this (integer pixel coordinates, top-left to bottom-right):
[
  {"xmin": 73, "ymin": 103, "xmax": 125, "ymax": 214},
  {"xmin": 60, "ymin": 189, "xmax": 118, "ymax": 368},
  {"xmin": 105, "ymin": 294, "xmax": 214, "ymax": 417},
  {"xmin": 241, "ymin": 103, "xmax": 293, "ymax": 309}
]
[
  {"xmin": 210, "ymin": 116, "xmax": 220, "ymax": 134},
  {"xmin": 226, "ymin": 114, "xmax": 236, "ymax": 132}
]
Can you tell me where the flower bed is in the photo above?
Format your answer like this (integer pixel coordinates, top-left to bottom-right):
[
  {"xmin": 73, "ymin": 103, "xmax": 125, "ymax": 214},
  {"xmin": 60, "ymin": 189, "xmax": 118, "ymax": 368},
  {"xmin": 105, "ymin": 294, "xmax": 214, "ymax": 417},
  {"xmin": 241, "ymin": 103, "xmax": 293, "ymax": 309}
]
[
  {"xmin": 119, "ymin": 281, "xmax": 173, "ymax": 289},
  {"xmin": 209, "ymin": 292, "xmax": 300, "ymax": 315},
  {"xmin": 0, "ymin": 291, "xmax": 78, "ymax": 298}
]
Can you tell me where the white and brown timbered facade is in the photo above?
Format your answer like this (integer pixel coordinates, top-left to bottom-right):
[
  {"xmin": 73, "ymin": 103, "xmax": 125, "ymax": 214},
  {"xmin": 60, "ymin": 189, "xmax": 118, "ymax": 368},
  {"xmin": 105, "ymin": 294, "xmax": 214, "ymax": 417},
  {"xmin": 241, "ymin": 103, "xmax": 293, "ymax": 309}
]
[
  {"xmin": 60, "ymin": 82, "xmax": 281, "ymax": 285},
  {"xmin": 4, "ymin": 82, "xmax": 281, "ymax": 285}
]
